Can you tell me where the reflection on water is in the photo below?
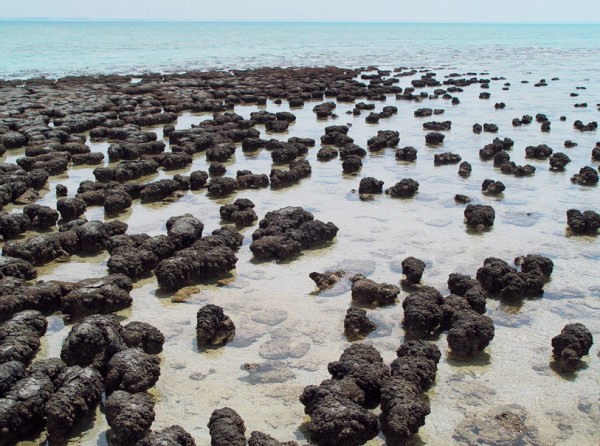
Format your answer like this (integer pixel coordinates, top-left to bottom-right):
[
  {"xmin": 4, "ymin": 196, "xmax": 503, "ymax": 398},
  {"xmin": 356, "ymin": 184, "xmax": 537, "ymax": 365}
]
[{"xmin": 5, "ymin": 66, "xmax": 600, "ymax": 445}]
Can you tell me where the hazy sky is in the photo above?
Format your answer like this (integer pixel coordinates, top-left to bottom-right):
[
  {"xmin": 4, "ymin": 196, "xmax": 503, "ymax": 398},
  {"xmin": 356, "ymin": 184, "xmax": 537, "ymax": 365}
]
[{"xmin": 2, "ymin": 0, "xmax": 599, "ymax": 23}]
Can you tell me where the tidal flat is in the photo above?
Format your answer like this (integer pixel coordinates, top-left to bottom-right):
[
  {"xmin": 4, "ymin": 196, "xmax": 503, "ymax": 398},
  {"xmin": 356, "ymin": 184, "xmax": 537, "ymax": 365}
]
[{"xmin": 0, "ymin": 66, "xmax": 598, "ymax": 445}]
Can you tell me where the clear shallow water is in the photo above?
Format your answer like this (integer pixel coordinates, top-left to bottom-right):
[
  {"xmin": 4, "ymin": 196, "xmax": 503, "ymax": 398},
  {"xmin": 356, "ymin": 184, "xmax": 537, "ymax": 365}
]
[
  {"xmin": 0, "ymin": 20, "xmax": 599, "ymax": 446},
  {"xmin": 1, "ymin": 21, "xmax": 600, "ymax": 80}
]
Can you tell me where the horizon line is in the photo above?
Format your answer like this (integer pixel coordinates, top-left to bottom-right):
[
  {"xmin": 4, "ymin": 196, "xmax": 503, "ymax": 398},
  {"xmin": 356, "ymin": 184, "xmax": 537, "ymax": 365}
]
[{"xmin": 1, "ymin": 18, "xmax": 600, "ymax": 25}]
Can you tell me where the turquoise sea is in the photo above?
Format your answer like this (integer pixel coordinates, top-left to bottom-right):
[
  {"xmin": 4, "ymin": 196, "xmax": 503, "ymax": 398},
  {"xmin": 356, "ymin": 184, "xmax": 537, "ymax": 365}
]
[{"xmin": 1, "ymin": 21, "xmax": 600, "ymax": 80}]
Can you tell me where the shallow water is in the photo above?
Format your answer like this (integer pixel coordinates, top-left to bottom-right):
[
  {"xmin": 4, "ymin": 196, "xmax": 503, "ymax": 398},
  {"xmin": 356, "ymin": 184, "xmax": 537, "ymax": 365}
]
[
  {"xmin": 1, "ymin": 21, "xmax": 600, "ymax": 82},
  {"xmin": 3, "ymin": 66, "xmax": 600, "ymax": 445}
]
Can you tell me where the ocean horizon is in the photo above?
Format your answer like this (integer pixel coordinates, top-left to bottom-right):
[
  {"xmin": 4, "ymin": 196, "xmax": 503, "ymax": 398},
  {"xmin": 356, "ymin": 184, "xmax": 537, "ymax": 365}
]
[{"xmin": 1, "ymin": 21, "xmax": 600, "ymax": 80}]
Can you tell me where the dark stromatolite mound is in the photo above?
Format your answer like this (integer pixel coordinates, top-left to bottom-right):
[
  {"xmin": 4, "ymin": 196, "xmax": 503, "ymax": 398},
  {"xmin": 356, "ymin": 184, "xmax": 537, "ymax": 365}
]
[
  {"xmin": 350, "ymin": 274, "xmax": 400, "ymax": 306},
  {"xmin": 499, "ymin": 161, "xmax": 536, "ymax": 177},
  {"xmin": 137, "ymin": 178, "xmax": 188, "ymax": 202},
  {"xmin": 447, "ymin": 310, "xmax": 495, "ymax": 355},
  {"xmin": 107, "ymin": 233, "xmax": 176, "ymax": 280},
  {"xmin": 0, "ymin": 310, "xmax": 47, "ymax": 365},
  {"xmin": 0, "ymin": 361, "xmax": 25, "ymax": 397},
  {"xmin": 447, "ymin": 273, "xmax": 487, "ymax": 314},
  {"xmin": 458, "ymin": 161, "xmax": 472, "ymax": 177},
  {"xmin": 2, "ymin": 230, "xmax": 79, "ymax": 265},
  {"xmin": 564, "ymin": 140, "xmax": 578, "ymax": 148},
  {"xmin": 441, "ymin": 295, "xmax": 472, "ymax": 330},
  {"xmin": 270, "ymin": 159, "xmax": 311, "ymax": 187},
  {"xmin": 367, "ymin": 130, "xmax": 400, "ymax": 150},
  {"xmin": 305, "ymin": 393, "xmax": 380, "ymax": 446},
  {"xmin": 525, "ymin": 144, "xmax": 553, "ymax": 159},
  {"xmin": 309, "ymin": 270, "xmax": 345, "ymax": 290},
  {"xmin": 248, "ymin": 430, "xmax": 299, "ymax": 446},
  {"xmin": 60, "ymin": 274, "xmax": 133, "ymax": 319},
  {"xmin": 94, "ymin": 159, "xmax": 159, "ymax": 182},
  {"xmin": 190, "ymin": 170, "xmax": 209, "ymax": 189},
  {"xmin": 592, "ymin": 143, "xmax": 600, "ymax": 161},
  {"xmin": 106, "ymin": 140, "xmax": 166, "ymax": 162},
  {"xmin": 425, "ymin": 132, "xmax": 444, "ymax": 145},
  {"xmin": 549, "ymin": 152, "xmax": 571, "ymax": 171},
  {"xmin": 236, "ymin": 170, "xmax": 269, "ymax": 189},
  {"xmin": 481, "ymin": 179, "xmax": 505, "ymax": 196},
  {"xmin": 396, "ymin": 339, "xmax": 442, "ymax": 365},
  {"xmin": 220, "ymin": 198, "xmax": 257, "ymax": 226},
  {"xmin": 105, "ymin": 391, "xmax": 156, "ymax": 445},
  {"xmin": 389, "ymin": 354, "xmax": 438, "ymax": 393},
  {"xmin": 573, "ymin": 120, "xmax": 598, "ymax": 131},
  {"xmin": 0, "ymin": 256, "xmax": 37, "ymax": 281},
  {"xmin": 136, "ymin": 425, "xmax": 197, "ymax": 446},
  {"xmin": 73, "ymin": 220, "xmax": 128, "ymax": 253},
  {"xmin": 28, "ymin": 358, "xmax": 66, "ymax": 386},
  {"xmin": 207, "ymin": 177, "xmax": 239, "ymax": 197},
  {"xmin": 478, "ymin": 137, "xmax": 514, "ymax": 160},
  {"xmin": 401, "ymin": 286, "xmax": 444, "ymax": 338},
  {"xmin": 358, "ymin": 177, "xmax": 384, "ymax": 194},
  {"xmin": 300, "ymin": 377, "xmax": 366, "ymax": 413},
  {"xmin": 57, "ymin": 196, "xmax": 87, "ymax": 221},
  {"xmin": 423, "ymin": 120, "xmax": 451, "ymax": 131},
  {"xmin": 566, "ymin": 209, "xmax": 600, "ymax": 234},
  {"xmin": 464, "ymin": 204, "xmax": 495, "ymax": 229},
  {"xmin": 514, "ymin": 254, "xmax": 554, "ymax": 277},
  {"xmin": 105, "ymin": 348, "xmax": 160, "ymax": 394},
  {"xmin": 0, "ymin": 372, "xmax": 54, "ymax": 444},
  {"xmin": 250, "ymin": 207, "xmax": 338, "ymax": 260},
  {"xmin": 317, "ymin": 146, "xmax": 338, "ymax": 161},
  {"xmin": 271, "ymin": 142, "xmax": 308, "ymax": 163},
  {"xmin": 17, "ymin": 152, "xmax": 71, "ymax": 175},
  {"xmin": 551, "ymin": 323, "xmax": 593, "ymax": 372},
  {"xmin": 44, "ymin": 366, "xmax": 104, "ymax": 441},
  {"xmin": 385, "ymin": 178, "xmax": 419, "ymax": 198},
  {"xmin": 205, "ymin": 143, "xmax": 236, "ymax": 163},
  {"xmin": 196, "ymin": 304, "xmax": 236, "ymax": 346},
  {"xmin": 493, "ymin": 150, "xmax": 510, "ymax": 167},
  {"xmin": 60, "ymin": 314, "xmax": 127, "ymax": 371},
  {"xmin": 107, "ymin": 244, "xmax": 159, "ymax": 280},
  {"xmin": 0, "ymin": 130, "xmax": 27, "ymax": 149},
  {"xmin": 379, "ymin": 377, "xmax": 429, "ymax": 446},
  {"xmin": 208, "ymin": 407, "xmax": 247, "ymax": 446},
  {"xmin": 475, "ymin": 255, "xmax": 553, "ymax": 299},
  {"xmin": 166, "ymin": 214, "xmax": 204, "ymax": 250},
  {"xmin": 121, "ymin": 321, "xmax": 165, "ymax": 354},
  {"xmin": 337, "ymin": 144, "xmax": 364, "ymax": 160},
  {"xmin": 344, "ymin": 307, "xmax": 377, "ymax": 341},
  {"xmin": 22, "ymin": 204, "xmax": 59, "ymax": 229},
  {"xmin": 401, "ymin": 257, "xmax": 426, "ymax": 284},
  {"xmin": 0, "ymin": 212, "xmax": 31, "ymax": 239},
  {"xmin": 570, "ymin": 166, "xmax": 599, "ymax": 185},
  {"xmin": 381, "ymin": 340, "xmax": 440, "ymax": 445},
  {"xmin": 414, "ymin": 108, "xmax": 432, "ymax": 117},
  {"xmin": 342, "ymin": 155, "xmax": 362, "ymax": 173},
  {"xmin": 454, "ymin": 194, "xmax": 472, "ymax": 204},
  {"xmin": 327, "ymin": 343, "xmax": 390, "ymax": 408},
  {"xmin": 313, "ymin": 102, "xmax": 336, "ymax": 118},
  {"xmin": 434, "ymin": 152, "xmax": 461, "ymax": 165},
  {"xmin": 155, "ymin": 227, "xmax": 241, "ymax": 290},
  {"xmin": 395, "ymin": 146, "xmax": 417, "ymax": 161}
]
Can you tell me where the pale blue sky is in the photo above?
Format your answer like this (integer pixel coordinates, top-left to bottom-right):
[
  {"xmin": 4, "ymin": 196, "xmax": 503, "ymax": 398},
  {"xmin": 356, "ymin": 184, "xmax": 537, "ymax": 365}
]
[{"xmin": 1, "ymin": 0, "xmax": 599, "ymax": 23}]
